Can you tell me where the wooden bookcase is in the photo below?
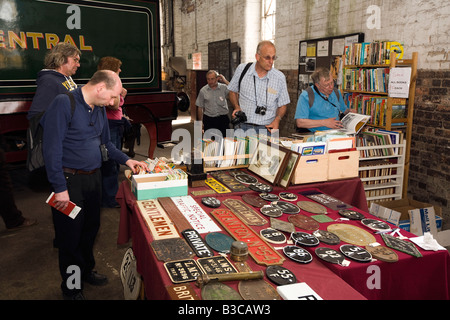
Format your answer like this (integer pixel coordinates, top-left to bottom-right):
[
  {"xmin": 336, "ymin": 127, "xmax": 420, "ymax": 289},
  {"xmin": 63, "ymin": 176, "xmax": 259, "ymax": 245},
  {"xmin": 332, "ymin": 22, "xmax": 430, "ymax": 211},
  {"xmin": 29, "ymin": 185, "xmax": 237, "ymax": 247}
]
[{"xmin": 342, "ymin": 50, "xmax": 418, "ymax": 199}]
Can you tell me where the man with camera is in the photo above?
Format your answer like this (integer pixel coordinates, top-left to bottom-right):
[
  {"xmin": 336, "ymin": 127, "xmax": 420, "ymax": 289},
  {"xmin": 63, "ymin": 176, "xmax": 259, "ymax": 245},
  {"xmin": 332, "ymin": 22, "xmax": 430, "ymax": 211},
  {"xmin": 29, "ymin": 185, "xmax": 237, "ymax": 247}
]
[
  {"xmin": 227, "ymin": 41, "xmax": 290, "ymax": 135},
  {"xmin": 295, "ymin": 67, "xmax": 348, "ymax": 132},
  {"xmin": 196, "ymin": 70, "xmax": 230, "ymax": 138}
]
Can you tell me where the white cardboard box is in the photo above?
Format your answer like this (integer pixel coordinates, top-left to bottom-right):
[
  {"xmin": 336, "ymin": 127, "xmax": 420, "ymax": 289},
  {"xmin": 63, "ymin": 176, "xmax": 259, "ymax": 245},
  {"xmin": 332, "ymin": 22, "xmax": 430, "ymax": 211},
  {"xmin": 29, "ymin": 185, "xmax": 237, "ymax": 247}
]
[{"xmin": 131, "ymin": 173, "xmax": 188, "ymax": 200}]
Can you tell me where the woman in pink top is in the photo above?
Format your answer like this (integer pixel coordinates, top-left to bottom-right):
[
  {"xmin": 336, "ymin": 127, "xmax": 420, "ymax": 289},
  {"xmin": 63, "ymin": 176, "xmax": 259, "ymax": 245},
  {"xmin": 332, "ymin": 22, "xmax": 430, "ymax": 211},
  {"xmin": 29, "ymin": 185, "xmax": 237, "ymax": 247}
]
[{"xmin": 97, "ymin": 57, "xmax": 130, "ymax": 208}]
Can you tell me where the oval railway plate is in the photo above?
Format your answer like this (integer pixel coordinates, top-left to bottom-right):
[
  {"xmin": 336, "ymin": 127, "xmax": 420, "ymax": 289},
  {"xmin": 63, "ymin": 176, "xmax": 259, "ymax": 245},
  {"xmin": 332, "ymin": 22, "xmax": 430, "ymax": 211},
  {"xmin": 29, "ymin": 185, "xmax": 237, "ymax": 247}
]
[
  {"xmin": 340, "ymin": 244, "xmax": 372, "ymax": 263},
  {"xmin": 313, "ymin": 230, "xmax": 341, "ymax": 245},
  {"xmin": 283, "ymin": 245, "xmax": 313, "ymax": 264},
  {"xmin": 259, "ymin": 193, "xmax": 279, "ymax": 201},
  {"xmin": 201, "ymin": 196, "xmax": 221, "ymax": 208},
  {"xmin": 327, "ymin": 224, "xmax": 376, "ymax": 247},
  {"xmin": 242, "ymin": 194, "xmax": 267, "ymax": 208},
  {"xmin": 271, "ymin": 201, "xmax": 300, "ymax": 214},
  {"xmin": 338, "ymin": 209, "xmax": 365, "ymax": 220},
  {"xmin": 234, "ymin": 173, "xmax": 258, "ymax": 185},
  {"xmin": 205, "ymin": 232, "xmax": 234, "ymax": 253},
  {"xmin": 297, "ymin": 201, "xmax": 328, "ymax": 214},
  {"xmin": 315, "ymin": 247, "xmax": 346, "ymax": 265},
  {"xmin": 361, "ymin": 218, "xmax": 391, "ymax": 232},
  {"xmin": 260, "ymin": 205, "xmax": 283, "ymax": 218},
  {"xmin": 279, "ymin": 192, "xmax": 298, "ymax": 201},
  {"xmin": 249, "ymin": 182, "xmax": 273, "ymax": 193},
  {"xmin": 266, "ymin": 265, "xmax": 297, "ymax": 286},
  {"xmin": 238, "ymin": 280, "xmax": 280, "ymax": 300},
  {"xmin": 201, "ymin": 281, "xmax": 242, "ymax": 300},
  {"xmin": 260, "ymin": 228, "xmax": 287, "ymax": 244},
  {"xmin": 290, "ymin": 231, "xmax": 320, "ymax": 247}
]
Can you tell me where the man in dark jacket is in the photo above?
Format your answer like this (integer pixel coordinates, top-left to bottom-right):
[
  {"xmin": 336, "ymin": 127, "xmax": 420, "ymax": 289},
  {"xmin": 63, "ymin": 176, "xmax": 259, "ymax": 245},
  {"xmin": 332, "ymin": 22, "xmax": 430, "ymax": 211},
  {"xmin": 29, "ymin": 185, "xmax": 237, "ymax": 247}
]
[{"xmin": 41, "ymin": 70, "xmax": 148, "ymax": 300}]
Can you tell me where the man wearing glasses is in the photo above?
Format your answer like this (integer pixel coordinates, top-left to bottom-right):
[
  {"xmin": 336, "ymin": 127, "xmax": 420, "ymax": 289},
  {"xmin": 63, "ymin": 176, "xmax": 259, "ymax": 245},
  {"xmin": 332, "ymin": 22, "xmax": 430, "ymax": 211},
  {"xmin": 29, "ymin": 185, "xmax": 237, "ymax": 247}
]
[
  {"xmin": 295, "ymin": 67, "xmax": 348, "ymax": 132},
  {"xmin": 228, "ymin": 40, "xmax": 290, "ymax": 135}
]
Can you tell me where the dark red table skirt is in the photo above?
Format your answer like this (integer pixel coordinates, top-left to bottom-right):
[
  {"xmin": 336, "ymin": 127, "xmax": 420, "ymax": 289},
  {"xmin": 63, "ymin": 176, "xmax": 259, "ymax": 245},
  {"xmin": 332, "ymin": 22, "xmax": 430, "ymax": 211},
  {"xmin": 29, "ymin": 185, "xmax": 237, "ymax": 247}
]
[{"xmin": 116, "ymin": 177, "xmax": 450, "ymax": 300}]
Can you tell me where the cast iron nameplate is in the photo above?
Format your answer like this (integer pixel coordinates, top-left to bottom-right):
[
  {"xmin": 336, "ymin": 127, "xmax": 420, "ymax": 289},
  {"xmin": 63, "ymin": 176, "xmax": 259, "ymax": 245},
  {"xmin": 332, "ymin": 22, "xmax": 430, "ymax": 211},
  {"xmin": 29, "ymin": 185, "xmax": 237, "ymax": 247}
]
[
  {"xmin": 191, "ymin": 189, "xmax": 217, "ymax": 197},
  {"xmin": 234, "ymin": 173, "xmax": 258, "ymax": 185},
  {"xmin": 260, "ymin": 228, "xmax": 287, "ymax": 244},
  {"xmin": 266, "ymin": 265, "xmax": 297, "ymax": 286},
  {"xmin": 338, "ymin": 209, "xmax": 365, "ymax": 220},
  {"xmin": 361, "ymin": 218, "xmax": 391, "ymax": 232},
  {"xmin": 205, "ymin": 232, "xmax": 235, "ymax": 253},
  {"xmin": 136, "ymin": 200, "xmax": 179, "ymax": 240},
  {"xmin": 164, "ymin": 259, "xmax": 202, "ymax": 284},
  {"xmin": 205, "ymin": 177, "xmax": 231, "ymax": 193},
  {"xmin": 315, "ymin": 247, "xmax": 345, "ymax": 265},
  {"xmin": 223, "ymin": 198, "xmax": 267, "ymax": 226},
  {"xmin": 381, "ymin": 233, "xmax": 423, "ymax": 258},
  {"xmin": 271, "ymin": 201, "xmax": 300, "ymax": 214},
  {"xmin": 201, "ymin": 281, "xmax": 242, "ymax": 300},
  {"xmin": 151, "ymin": 238, "xmax": 194, "ymax": 262},
  {"xmin": 301, "ymin": 191, "xmax": 352, "ymax": 210},
  {"xmin": 313, "ymin": 230, "xmax": 340, "ymax": 245},
  {"xmin": 242, "ymin": 193, "xmax": 268, "ymax": 208},
  {"xmin": 365, "ymin": 245, "xmax": 399, "ymax": 263},
  {"xmin": 279, "ymin": 192, "xmax": 298, "ymax": 201},
  {"xmin": 238, "ymin": 280, "xmax": 281, "ymax": 300},
  {"xmin": 270, "ymin": 217, "xmax": 295, "ymax": 234},
  {"xmin": 197, "ymin": 256, "xmax": 237, "ymax": 275},
  {"xmin": 248, "ymin": 182, "xmax": 273, "ymax": 193},
  {"xmin": 297, "ymin": 201, "xmax": 328, "ymax": 214},
  {"xmin": 290, "ymin": 231, "xmax": 320, "ymax": 247},
  {"xmin": 283, "ymin": 246, "xmax": 313, "ymax": 264},
  {"xmin": 201, "ymin": 196, "xmax": 221, "ymax": 208},
  {"xmin": 260, "ymin": 205, "xmax": 283, "ymax": 218},
  {"xmin": 288, "ymin": 214, "xmax": 320, "ymax": 231},
  {"xmin": 211, "ymin": 209, "xmax": 285, "ymax": 266},
  {"xmin": 210, "ymin": 171, "xmax": 250, "ymax": 192},
  {"xmin": 166, "ymin": 283, "xmax": 200, "ymax": 300},
  {"xmin": 181, "ymin": 229, "xmax": 214, "ymax": 258},
  {"xmin": 259, "ymin": 193, "xmax": 279, "ymax": 201},
  {"xmin": 340, "ymin": 244, "xmax": 372, "ymax": 263}
]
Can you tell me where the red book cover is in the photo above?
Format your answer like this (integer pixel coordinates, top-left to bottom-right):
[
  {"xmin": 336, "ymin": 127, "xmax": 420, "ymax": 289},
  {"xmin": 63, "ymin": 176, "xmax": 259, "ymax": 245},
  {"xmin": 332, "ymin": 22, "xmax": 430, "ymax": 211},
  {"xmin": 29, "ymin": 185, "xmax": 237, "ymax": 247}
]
[{"xmin": 46, "ymin": 192, "xmax": 81, "ymax": 219}]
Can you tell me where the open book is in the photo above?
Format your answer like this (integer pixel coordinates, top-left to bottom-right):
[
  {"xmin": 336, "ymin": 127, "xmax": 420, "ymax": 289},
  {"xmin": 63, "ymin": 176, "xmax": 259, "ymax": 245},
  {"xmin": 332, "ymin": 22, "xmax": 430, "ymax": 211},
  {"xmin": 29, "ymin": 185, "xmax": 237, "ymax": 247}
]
[{"xmin": 339, "ymin": 112, "xmax": 371, "ymax": 135}]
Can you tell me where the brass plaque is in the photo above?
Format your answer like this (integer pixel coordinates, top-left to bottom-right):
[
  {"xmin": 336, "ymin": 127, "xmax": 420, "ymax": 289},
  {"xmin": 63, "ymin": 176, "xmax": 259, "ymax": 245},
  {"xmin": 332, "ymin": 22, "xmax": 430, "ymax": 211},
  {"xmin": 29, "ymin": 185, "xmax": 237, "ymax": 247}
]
[
  {"xmin": 201, "ymin": 282, "xmax": 242, "ymax": 300},
  {"xmin": 238, "ymin": 280, "xmax": 281, "ymax": 300},
  {"xmin": 365, "ymin": 245, "xmax": 399, "ymax": 263},
  {"xmin": 327, "ymin": 224, "xmax": 376, "ymax": 247},
  {"xmin": 297, "ymin": 201, "xmax": 328, "ymax": 214},
  {"xmin": 223, "ymin": 198, "xmax": 267, "ymax": 226},
  {"xmin": 191, "ymin": 189, "xmax": 216, "ymax": 196},
  {"xmin": 151, "ymin": 238, "xmax": 194, "ymax": 262}
]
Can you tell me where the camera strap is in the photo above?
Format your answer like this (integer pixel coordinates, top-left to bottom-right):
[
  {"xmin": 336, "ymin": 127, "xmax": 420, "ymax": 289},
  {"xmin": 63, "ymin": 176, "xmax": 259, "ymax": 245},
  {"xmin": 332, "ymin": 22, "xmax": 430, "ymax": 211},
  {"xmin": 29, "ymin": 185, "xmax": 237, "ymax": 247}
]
[
  {"xmin": 312, "ymin": 85, "xmax": 344, "ymax": 118},
  {"xmin": 253, "ymin": 76, "xmax": 268, "ymax": 108}
]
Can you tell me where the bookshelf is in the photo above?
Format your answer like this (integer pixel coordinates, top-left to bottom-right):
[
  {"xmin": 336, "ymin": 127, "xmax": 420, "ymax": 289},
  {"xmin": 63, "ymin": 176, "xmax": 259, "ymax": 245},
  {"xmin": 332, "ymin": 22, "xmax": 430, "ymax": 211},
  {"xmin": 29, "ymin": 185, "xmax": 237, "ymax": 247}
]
[
  {"xmin": 342, "ymin": 46, "xmax": 418, "ymax": 199},
  {"xmin": 358, "ymin": 141, "xmax": 406, "ymax": 206}
]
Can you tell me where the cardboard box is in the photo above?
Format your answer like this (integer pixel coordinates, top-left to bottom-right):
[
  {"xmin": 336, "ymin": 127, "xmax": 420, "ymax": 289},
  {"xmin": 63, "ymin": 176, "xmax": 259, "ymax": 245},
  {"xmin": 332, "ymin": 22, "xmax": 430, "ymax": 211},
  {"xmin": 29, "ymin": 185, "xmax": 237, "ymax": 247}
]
[
  {"xmin": 327, "ymin": 150, "xmax": 359, "ymax": 181},
  {"xmin": 131, "ymin": 173, "xmax": 188, "ymax": 200},
  {"xmin": 369, "ymin": 198, "xmax": 442, "ymax": 232},
  {"xmin": 292, "ymin": 154, "xmax": 328, "ymax": 184}
]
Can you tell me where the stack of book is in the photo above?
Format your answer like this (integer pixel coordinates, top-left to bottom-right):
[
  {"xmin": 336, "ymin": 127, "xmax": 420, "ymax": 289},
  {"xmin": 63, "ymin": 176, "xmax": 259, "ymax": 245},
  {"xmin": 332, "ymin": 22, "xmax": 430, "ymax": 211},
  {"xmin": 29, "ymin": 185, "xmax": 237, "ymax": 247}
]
[{"xmin": 356, "ymin": 129, "xmax": 404, "ymax": 158}]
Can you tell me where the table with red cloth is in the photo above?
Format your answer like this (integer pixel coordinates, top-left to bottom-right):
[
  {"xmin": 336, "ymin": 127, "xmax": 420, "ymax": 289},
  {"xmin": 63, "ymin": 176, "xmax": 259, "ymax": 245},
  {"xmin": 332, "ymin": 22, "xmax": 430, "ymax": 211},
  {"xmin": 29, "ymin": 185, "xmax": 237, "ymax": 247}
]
[{"xmin": 116, "ymin": 177, "xmax": 450, "ymax": 300}]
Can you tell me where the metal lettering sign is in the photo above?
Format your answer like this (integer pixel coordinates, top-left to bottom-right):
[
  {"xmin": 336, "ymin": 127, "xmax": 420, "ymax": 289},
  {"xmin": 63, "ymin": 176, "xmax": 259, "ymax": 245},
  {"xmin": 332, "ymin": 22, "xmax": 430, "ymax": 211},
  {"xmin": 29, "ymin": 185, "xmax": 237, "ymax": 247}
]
[
  {"xmin": 205, "ymin": 177, "xmax": 231, "ymax": 193},
  {"xmin": 166, "ymin": 283, "xmax": 200, "ymax": 300},
  {"xmin": 381, "ymin": 234, "xmax": 423, "ymax": 258},
  {"xmin": 283, "ymin": 246, "xmax": 313, "ymax": 264},
  {"xmin": 223, "ymin": 199, "xmax": 268, "ymax": 226},
  {"xmin": 181, "ymin": 229, "xmax": 214, "ymax": 258},
  {"xmin": 302, "ymin": 191, "xmax": 352, "ymax": 210},
  {"xmin": 210, "ymin": 172, "xmax": 250, "ymax": 192},
  {"xmin": 197, "ymin": 256, "xmax": 237, "ymax": 275},
  {"xmin": 191, "ymin": 189, "xmax": 217, "ymax": 196},
  {"xmin": 211, "ymin": 209, "xmax": 285, "ymax": 266},
  {"xmin": 170, "ymin": 196, "xmax": 222, "ymax": 234},
  {"xmin": 136, "ymin": 200, "xmax": 179, "ymax": 240},
  {"xmin": 315, "ymin": 247, "xmax": 346, "ymax": 265},
  {"xmin": 164, "ymin": 259, "xmax": 202, "ymax": 284},
  {"xmin": 151, "ymin": 238, "xmax": 194, "ymax": 262},
  {"xmin": 266, "ymin": 265, "xmax": 297, "ymax": 286}
]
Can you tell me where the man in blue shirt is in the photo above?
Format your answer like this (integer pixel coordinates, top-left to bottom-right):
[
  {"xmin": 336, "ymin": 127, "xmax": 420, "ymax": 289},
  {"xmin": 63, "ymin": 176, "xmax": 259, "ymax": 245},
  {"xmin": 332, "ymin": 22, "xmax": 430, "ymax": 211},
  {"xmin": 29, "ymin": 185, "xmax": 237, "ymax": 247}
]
[
  {"xmin": 295, "ymin": 68, "xmax": 348, "ymax": 132},
  {"xmin": 228, "ymin": 41, "xmax": 290, "ymax": 135},
  {"xmin": 41, "ymin": 70, "xmax": 147, "ymax": 300}
]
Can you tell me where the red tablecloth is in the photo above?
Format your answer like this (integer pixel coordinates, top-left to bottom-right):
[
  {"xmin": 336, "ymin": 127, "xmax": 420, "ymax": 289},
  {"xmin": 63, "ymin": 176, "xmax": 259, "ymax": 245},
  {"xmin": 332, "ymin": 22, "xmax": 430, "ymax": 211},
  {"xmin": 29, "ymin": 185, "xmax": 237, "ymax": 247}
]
[
  {"xmin": 116, "ymin": 180, "xmax": 366, "ymax": 300},
  {"xmin": 116, "ymin": 178, "xmax": 450, "ymax": 300}
]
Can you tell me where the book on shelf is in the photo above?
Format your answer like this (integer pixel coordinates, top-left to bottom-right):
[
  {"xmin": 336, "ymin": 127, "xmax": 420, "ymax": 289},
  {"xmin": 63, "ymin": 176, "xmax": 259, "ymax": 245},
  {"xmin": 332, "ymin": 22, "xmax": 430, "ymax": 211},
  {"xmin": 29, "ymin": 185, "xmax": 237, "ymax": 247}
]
[{"xmin": 344, "ymin": 41, "xmax": 404, "ymax": 66}]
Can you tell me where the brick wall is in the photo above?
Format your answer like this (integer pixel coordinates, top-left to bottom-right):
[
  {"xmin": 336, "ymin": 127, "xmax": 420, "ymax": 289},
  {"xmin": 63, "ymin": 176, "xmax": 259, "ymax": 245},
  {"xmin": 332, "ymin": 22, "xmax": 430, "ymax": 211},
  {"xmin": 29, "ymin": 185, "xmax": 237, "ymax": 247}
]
[{"xmin": 409, "ymin": 70, "xmax": 450, "ymax": 227}]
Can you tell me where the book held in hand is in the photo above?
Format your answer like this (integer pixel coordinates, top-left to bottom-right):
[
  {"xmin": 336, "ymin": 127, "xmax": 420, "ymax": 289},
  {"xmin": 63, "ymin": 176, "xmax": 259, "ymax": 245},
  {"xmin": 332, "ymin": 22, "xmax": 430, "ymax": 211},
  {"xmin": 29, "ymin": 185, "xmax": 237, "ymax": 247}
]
[
  {"xmin": 46, "ymin": 192, "xmax": 81, "ymax": 219},
  {"xmin": 339, "ymin": 112, "xmax": 371, "ymax": 135}
]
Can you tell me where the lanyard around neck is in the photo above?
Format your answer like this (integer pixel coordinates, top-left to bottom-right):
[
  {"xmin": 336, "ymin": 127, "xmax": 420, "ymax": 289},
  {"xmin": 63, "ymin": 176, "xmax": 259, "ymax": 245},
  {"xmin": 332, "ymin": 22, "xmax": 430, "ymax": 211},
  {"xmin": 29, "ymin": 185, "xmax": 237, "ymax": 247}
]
[{"xmin": 253, "ymin": 75, "xmax": 268, "ymax": 107}]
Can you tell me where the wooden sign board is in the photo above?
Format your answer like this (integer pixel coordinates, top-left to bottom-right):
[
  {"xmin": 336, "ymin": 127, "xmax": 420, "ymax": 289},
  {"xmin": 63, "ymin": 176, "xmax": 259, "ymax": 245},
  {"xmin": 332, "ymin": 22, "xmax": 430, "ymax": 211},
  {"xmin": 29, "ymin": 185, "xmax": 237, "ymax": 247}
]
[{"xmin": 136, "ymin": 200, "xmax": 179, "ymax": 240}]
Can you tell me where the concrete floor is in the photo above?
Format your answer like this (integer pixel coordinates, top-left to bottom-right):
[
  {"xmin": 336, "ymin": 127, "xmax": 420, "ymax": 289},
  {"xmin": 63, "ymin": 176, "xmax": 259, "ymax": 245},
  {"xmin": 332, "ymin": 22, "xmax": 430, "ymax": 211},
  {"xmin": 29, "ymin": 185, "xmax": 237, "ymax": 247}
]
[{"xmin": 0, "ymin": 112, "xmax": 192, "ymax": 300}]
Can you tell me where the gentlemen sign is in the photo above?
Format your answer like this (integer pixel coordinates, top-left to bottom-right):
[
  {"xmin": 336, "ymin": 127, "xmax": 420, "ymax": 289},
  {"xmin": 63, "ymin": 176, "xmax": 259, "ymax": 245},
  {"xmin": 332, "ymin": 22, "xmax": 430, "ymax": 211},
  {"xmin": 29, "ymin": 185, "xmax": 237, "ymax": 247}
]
[{"xmin": 136, "ymin": 200, "xmax": 179, "ymax": 240}]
